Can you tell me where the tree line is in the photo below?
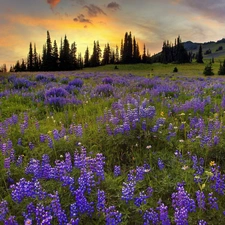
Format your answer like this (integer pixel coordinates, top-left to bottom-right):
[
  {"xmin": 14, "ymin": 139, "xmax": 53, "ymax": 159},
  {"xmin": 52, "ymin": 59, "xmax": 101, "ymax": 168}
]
[{"xmin": 9, "ymin": 31, "xmax": 203, "ymax": 72}]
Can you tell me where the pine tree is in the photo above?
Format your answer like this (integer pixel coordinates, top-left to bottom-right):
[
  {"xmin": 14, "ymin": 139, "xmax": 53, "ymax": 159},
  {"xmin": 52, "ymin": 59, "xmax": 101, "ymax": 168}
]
[
  {"xmin": 42, "ymin": 44, "xmax": 47, "ymax": 71},
  {"xmin": 70, "ymin": 42, "xmax": 77, "ymax": 70},
  {"xmin": 46, "ymin": 30, "xmax": 53, "ymax": 70},
  {"xmin": 27, "ymin": 42, "xmax": 33, "ymax": 71},
  {"xmin": 84, "ymin": 47, "xmax": 90, "ymax": 67},
  {"xmin": 52, "ymin": 40, "xmax": 59, "ymax": 70},
  {"xmin": 203, "ymin": 62, "xmax": 214, "ymax": 76},
  {"xmin": 102, "ymin": 43, "xmax": 111, "ymax": 65},
  {"xmin": 115, "ymin": 45, "xmax": 119, "ymax": 63},
  {"xmin": 218, "ymin": 60, "xmax": 225, "ymax": 75},
  {"xmin": 21, "ymin": 59, "xmax": 26, "ymax": 71},
  {"xmin": 197, "ymin": 44, "xmax": 204, "ymax": 63},
  {"xmin": 60, "ymin": 35, "xmax": 71, "ymax": 70},
  {"xmin": 14, "ymin": 60, "xmax": 21, "ymax": 72},
  {"xmin": 33, "ymin": 44, "xmax": 39, "ymax": 71},
  {"xmin": 142, "ymin": 44, "xmax": 147, "ymax": 63}
]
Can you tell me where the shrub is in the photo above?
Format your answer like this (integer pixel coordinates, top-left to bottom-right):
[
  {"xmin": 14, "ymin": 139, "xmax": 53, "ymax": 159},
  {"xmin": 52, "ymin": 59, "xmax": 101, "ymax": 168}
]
[
  {"xmin": 173, "ymin": 67, "xmax": 178, "ymax": 73},
  {"xmin": 203, "ymin": 63, "xmax": 214, "ymax": 76}
]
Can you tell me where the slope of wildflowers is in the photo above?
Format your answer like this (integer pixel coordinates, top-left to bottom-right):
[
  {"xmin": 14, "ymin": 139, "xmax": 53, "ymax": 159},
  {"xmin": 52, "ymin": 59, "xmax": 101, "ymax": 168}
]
[{"xmin": 1, "ymin": 71, "xmax": 225, "ymax": 224}]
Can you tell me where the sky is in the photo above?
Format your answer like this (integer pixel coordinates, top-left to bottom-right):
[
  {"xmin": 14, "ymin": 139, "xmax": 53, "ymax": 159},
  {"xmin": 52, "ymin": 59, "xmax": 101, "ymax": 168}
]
[{"xmin": 1, "ymin": 0, "xmax": 225, "ymax": 70}]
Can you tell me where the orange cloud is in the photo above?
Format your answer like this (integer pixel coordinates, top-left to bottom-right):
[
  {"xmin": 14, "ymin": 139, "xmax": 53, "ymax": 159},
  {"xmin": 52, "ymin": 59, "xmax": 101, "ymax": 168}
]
[{"xmin": 47, "ymin": 0, "xmax": 60, "ymax": 8}]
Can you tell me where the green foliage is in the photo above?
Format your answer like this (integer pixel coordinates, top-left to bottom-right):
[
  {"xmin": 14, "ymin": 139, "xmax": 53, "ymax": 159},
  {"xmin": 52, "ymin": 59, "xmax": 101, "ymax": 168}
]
[
  {"xmin": 218, "ymin": 60, "xmax": 225, "ymax": 75},
  {"xmin": 203, "ymin": 63, "xmax": 214, "ymax": 76}
]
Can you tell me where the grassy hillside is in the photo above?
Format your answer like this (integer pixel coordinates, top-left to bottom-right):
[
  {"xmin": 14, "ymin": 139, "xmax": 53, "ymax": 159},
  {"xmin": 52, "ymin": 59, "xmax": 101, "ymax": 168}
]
[
  {"xmin": 184, "ymin": 40, "xmax": 225, "ymax": 60},
  {"xmin": 84, "ymin": 61, "xmax": 221, "ymax": 77}
]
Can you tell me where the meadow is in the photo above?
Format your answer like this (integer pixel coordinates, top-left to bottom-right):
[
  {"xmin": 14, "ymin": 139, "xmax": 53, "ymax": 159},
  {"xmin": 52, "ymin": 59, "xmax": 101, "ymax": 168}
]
[{"xmin": 1, "ymin": 62, "xmax": 225, "ymax": 224}]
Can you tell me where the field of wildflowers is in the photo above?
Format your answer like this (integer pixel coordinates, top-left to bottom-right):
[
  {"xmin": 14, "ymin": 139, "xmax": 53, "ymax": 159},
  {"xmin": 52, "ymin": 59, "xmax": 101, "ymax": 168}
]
[{"xmin": 1, "ymin": 71, "xmax": 225, "ymax": 224}]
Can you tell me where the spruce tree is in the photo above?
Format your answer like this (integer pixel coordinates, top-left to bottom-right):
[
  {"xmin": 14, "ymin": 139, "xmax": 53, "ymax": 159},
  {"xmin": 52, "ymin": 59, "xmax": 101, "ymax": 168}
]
[
  {"xmin": 27, "ymin": 42, "xmax": 33, "ymax": 71},
  {"xmin": 218, "ymin": 60, "xmax": 225, "ymax": 75},
  {"xmin": 52, "ymin": 40, "xmax": 59, "ymax": 70},
  {"xmin": 84, "ymin": 47, "xmax": 90, "ymax": 67},
  {"xmin": 197, "ymin": 44, "xmax": 204, "ymax": 63},
  {"xmin": 115, "ymin": 45, "xmax": 119, "ymax": 63},
  {"xmin": 46, "ymin": 31, "xmax": 53, "ymax": 70},
  {"xmin": 33, "ymin": 44, "xmax": 39, "ymax": 71},
  {"xmin": 70, "ymin": 42, "xmax": 77, "ymax": 70}
]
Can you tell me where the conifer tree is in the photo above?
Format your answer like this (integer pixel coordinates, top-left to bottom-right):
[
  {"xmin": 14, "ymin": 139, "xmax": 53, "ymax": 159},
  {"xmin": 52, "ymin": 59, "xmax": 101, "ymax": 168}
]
[
  {"xmin": 52, "ymin": 40, "xmax": 59, "ymax": 70},
  {"xmin": 84, "ymin": 47, "xmax": 90, "ymax": 67},
  {"xmin": 142, "ymin": 44, "xmax": 147, "ymax": 63},
  {"xmin": 115, "ymin": 45, "xmax": 119, "ymax": 63},
  {"xmin": 33, "ymin": 44, "xmax": 39, "ymax": 71},
  {"xmin": 197, "ymin": 44, "xmax": 204, "ymax": 63},
  {"xmin": 27, "ymin": 42, "xmax": 33, "ymax": 71},
  {"xmin": 46, "ymin": 30, "xmax": 54, "ymax": 70},
  {"xmin": 70, "ymin": 42, "xmax": 77, "ymax": 70},
  {"xmin": 218, "ymin": 60, "xmax": 225, "ymax": 75},
  {"xmin": 14, "ymin": 60, "xmax": 21, "ymax": 72},
  {"xmin": 21, "ymin": 59, "xmax": 26, "ymax": 71}
]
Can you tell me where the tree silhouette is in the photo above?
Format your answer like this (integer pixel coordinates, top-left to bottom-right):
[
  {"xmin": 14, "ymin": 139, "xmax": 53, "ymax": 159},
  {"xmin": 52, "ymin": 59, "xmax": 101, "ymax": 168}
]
[
  {"xmin": 27, "ymin": 42, "xmax": 33, "ymax": 71},
  {"xmin": 196, "ymin": 44, "xmax": 204, "ymax": 63}
]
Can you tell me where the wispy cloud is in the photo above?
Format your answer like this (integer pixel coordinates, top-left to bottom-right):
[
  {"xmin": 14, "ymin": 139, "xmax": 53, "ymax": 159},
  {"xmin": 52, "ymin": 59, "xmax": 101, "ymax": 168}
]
[
  {"xmin": 176, "ymin": 0, "xmax": 225, "ymax": 22},
  {"xmin": 73, "ymin": 14, "xmax": 92, "ymax": 23},
  {"xmin": 83, "ymin": 4, "xmax": 106, "ymax": 17},
  {"xmin": 107, "ymin": 2, "xmax": 120, "ymax": 11},
  {"xmin": 46, "ymin": 0, "xmax": 60, "ymax": 8}
]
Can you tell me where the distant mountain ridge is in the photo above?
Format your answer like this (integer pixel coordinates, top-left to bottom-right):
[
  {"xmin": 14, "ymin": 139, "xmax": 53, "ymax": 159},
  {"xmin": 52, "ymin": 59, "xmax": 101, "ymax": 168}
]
[{"xmin": 183, "ymin": 38, "xmax": 225, "ymax": 59}]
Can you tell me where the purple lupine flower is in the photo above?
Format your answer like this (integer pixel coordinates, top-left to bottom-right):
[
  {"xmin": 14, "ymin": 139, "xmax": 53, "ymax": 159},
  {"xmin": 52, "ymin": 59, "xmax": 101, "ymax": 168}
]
[
  {"xmin": 4, "ymin": 157, "xmax": 10, "ymax": 169},
  {"xmin": 74, "ymin": 188, "xmax": 94, "ymax": 215},
  {"xmin": 0, "ymin": 200, "xmax": 8, "ymax": 221},
  {"xmin": 47, "ymin": 136, "xmax": 53, "ymax": 149},
  {"xmin": 53, "ymin": 129, "xmax": 60, "ymax": 140},
  {"xmin": 95, "ymin": 153, "xmax": 105, "ymax": 182},
  {"xmin": 147, "ymin": 187, "xmax": 154, "ymax": 197},
  {"xmin": 50, "ymin": 192, "xmax": 68, "ymax": 224},
  {"xmin": 158, "ymin": 158, "xmax": 165, "ymax": 170},
  {"xmin": 174, "ymin": 207, "xmax": 188, "ymax": 225},
  {"xmin": 4, "ymin": 216, "xmax": 18, "ymax": 225},
  {"xmin": 65, "ymin": 152, "xmax": 72, "ymax": 173},
  {"xmin": 210, "ymin": 168, "xmax": 225, "ymax": 195},
  {"xmin": 29, "ymin": 142, "xmax": 34, "ymax": 150},
  {"xmin": 208, "ymin": 192, "xmax": 219, "ymax": 210},
  {"xmin": 10, "ymin": 149, "xmax": 15, "ymax": 162},
  {"xmin": 136, "ymin": 166, "xmax": 145, "ymax": 181},
  {"xmin": 172, "ymin": 185, "xmax": 196, "ymax": 213},
  {"xmin": 16, "ymin": 155, "xmax": 23, "ymax": 167},
  {"xmin": 198, "ymin": 220, "xmax": 207, "ymax": 225},
  {"xmin": 68, "ymin": 218, "xmax": 80, "ymax": 225},
  {"xmin": 114, "ymin": 165, "xmax": 121, "ymax": 177},
  {"xmin": 78, "ymin": 168, "xmax": 95, "ymax": 194},
  {"xmin": 40, "ymin": 134, "xmax": 46, "ymax": 143},
  {"xmin": 196, "ymin": 190, "xmax": 206, "ymax": 210},
  {"xmin": 7, "ymin": 140, "xmax": 13, "ymax": 150},
  {"xmin": 158, "ymin": 203, "xmax": 171, "ymax": 225},
  {"xmin": 105, "ymin": 206, "xmax": 122, "ymax": 225},
  {"xmin": 143, "ymin": 208, "xmax": 159, "ymax": 225},
  {"xmin": 1, "ymin": 143, "xmax": 7, "ymax": 155},
  {"xmin": 97, "ymin": 189, "xmax": 106, "ymax": 212},
  {"xmin": 17, "ymin": 138, "xmax": 22, "ymax": 146},
  {"xmin": 74, "ymin": 124, "xmax": 83, "ymax": 137},
  {"xmin": 70, "ymin": 203, "xmax": 78, "ymax": 218},
  {"xmin": 134, "ymin": 191, "xmax": 148, "ymax": 207},
  {"xmin": 121, "ymin": 180, "xmax": 136, "ymax": 203}
]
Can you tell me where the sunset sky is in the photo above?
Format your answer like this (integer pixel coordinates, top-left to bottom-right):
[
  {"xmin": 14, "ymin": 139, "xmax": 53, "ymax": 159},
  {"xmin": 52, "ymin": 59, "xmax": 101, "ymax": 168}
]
[{"xmin": 1, "ymin": 0, "xmax": 225, "ymax": 69}]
